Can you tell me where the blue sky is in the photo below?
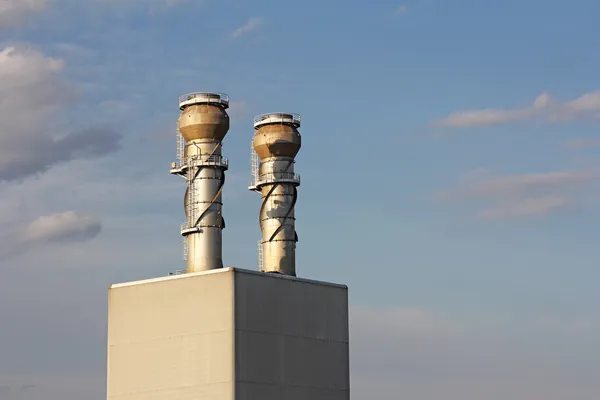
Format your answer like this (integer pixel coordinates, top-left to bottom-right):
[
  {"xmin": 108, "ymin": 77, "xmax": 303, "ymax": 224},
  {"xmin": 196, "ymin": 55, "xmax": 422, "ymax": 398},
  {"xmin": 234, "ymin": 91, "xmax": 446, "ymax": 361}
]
[{"xmin": 1, "ymin": 0, "xmax": 600, "ymax": 399}]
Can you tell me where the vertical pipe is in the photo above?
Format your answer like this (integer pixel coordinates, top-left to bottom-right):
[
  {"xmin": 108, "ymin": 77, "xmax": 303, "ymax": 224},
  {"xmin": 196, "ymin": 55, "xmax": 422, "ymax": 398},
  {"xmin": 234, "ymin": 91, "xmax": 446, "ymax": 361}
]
[
  {"xmin": 175, "ymin": 93, "xmax": 230, "ymax": 273},
  {"xmin": 251, "ymin": 113, "xmax": 301, "ymax": 276}
]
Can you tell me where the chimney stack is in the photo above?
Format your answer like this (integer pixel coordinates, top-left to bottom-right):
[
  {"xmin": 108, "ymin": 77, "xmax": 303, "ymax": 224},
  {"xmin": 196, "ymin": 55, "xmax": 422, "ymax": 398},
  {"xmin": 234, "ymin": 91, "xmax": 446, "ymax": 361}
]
[
  {"xmin": 171, "ymin": 92, "xmax": 230, "ymax": 272},
  {"xmin": 249, "ymin": 113, "xmax": 302, "ymax": 276}
]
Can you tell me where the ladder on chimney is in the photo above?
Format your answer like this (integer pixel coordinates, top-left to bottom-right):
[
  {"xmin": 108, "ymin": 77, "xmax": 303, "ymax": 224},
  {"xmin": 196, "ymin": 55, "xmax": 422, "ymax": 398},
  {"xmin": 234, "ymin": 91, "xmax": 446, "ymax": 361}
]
[
  {"xmin": 176, "ymin": 130, "xmax": 185, "ymax": 168},
  {"xmin": 250, "ymin": 140, "xmax": 259, "ymax": 188},
  {"xmin": 257, "ymin": 240, "xmax": 263, "ymax": 272}
]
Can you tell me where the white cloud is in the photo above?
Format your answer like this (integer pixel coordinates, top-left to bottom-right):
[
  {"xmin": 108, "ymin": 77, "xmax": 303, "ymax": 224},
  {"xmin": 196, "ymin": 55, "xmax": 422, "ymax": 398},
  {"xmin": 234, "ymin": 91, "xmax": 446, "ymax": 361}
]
[
  {"xmin": 0, "ymin": 211, "xmax": 101, "ymax": 261},
  {"xmin": 438, "ymin": 169, "xmax": 597, "ymax": 219},
  {"xmin": 24, "ymin": 211, "xmax": 101, "ymax": 244},
  {"xmin": 0, "ymin": 0, "xmax": 47, "ymax": 29},
  {"xmin": 231, "ymin": 17, "xmax": 263, "ymax": 39},
  {"xmin": 431, "ymin": 90, "xmax": 600, "ymax": 128},
  {"xmin": 0, "ymin": 45, "xmax": 122, "ymax": 181}
]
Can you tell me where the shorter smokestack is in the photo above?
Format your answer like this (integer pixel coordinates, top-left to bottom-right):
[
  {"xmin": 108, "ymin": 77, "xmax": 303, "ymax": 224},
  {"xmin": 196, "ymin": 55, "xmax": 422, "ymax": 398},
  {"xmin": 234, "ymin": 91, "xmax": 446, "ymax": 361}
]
[{"xmin": 249, "ymin": 113, "xmax": 302, "ymax": 276}]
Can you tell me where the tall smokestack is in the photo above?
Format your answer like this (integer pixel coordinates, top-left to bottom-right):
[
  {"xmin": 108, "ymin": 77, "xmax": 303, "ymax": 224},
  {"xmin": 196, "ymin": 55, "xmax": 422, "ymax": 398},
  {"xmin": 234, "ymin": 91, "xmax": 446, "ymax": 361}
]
[
  {"xmin": 170, "ymin": 92, "xmax": 230, "ymax": 273},
  {"xmin": 249, "ymin": 113, "xmax": 301, "ymax": 276}
]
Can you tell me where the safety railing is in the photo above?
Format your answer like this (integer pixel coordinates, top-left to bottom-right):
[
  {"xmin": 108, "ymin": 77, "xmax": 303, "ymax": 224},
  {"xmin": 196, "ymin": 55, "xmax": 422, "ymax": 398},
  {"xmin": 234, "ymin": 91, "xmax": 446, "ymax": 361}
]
[
  {"xmin": 181, "ymin": 222, "xmax": 189, "ymax": 234},
  {"xmin": 169, "ymin": 269, "xmax": 186, "ymax": 276},
  {"xmin": 186, "ymin": 154, "xmax": 228, "ymax": 169},
  {"xmin": 178, "ymin": 92, "xmax": 229, "ymax": 109},
  {"xmin": 253, "ymin": 112, "xmax": 301, "ymax": 129},
  {"xmin": 254, "ymin": 171, "xmax": 300, "ymax": 187}
]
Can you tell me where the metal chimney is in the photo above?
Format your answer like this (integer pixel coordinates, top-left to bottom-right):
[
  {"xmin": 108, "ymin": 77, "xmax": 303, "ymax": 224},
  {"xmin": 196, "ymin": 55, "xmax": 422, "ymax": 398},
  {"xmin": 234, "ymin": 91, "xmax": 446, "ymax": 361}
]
[
  {"xmin": 249, "ymin": 112, "xmax": 301, "ymax": 276},
  {"xmin": 170, "ymin": 92, "xmax": 230, "ymax": 273}
]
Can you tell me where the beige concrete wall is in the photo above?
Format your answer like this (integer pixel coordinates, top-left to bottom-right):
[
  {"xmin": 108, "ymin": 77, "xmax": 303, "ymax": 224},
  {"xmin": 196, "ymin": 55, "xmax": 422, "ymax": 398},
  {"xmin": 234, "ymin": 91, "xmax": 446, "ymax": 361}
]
[
  {"xmin": 106, "ymin": 268, "xmax": 350, "ymax": 400},
  {"xmin": 107, "ymin": 270, "xmax": 235, "ymax": 400},
  {"xmin": 234, "ymin": 270, "xmax": 350, "ymax": 400}
]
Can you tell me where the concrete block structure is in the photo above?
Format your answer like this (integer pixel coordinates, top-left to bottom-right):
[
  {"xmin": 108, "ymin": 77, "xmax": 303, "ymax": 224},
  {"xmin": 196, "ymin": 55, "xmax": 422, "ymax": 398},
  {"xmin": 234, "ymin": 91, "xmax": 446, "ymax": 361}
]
[{"xmin": 106, "ymin": 268, "xmax": 350, "ymax": 400}]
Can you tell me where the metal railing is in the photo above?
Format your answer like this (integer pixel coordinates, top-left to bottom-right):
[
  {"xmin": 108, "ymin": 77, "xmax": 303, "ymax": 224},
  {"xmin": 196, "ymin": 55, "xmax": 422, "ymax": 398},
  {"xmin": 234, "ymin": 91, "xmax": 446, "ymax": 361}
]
[
  {"xmin": 169, "ymin": 269, "xmax": 186, "ymax": 276},
  {"xmin": 254, "ymin": 171, "xmax": 301, "ymax": 187},
  {"xmin": 254, "ymin": 112, "xmax": 301, "ymax": 129},
  {"xmin": 178, "ymin": 92, "xmax": 229, "ymax": 109},
  {"xmin": 181, "ymin": 223, "xmax": 189, "ymax": 234},
  {"xmin": 186, "ymin": 154, "xmax": 228, "ymax": 169}
]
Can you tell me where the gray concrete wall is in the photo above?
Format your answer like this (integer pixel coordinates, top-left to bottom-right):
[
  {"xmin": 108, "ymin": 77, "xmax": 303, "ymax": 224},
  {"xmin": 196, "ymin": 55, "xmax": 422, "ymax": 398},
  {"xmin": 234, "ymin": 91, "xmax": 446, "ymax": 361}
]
[{"xmin": 234, "ymin": 270, "xmax": 350, "ymax": 400}]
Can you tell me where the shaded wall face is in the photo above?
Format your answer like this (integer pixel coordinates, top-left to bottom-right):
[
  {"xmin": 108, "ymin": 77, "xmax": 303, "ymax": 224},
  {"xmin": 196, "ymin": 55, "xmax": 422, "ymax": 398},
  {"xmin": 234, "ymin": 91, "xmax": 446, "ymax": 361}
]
[{"xmin": 234, "ymin": 272, "xmax": 350, "ymax": 400}]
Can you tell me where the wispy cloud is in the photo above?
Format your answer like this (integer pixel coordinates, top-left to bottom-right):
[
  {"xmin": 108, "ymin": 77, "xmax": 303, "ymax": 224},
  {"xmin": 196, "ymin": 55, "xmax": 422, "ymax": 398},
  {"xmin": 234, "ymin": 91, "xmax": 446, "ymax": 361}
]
[
  {"xmin": 0, "ymin": 211, "xmax": 101, "ymax": 261},
  {"xmin": 431, "ymin": 90, "xmax": 600, "ymax": 128},
  {"xmin": 438, "ymin": 169, "xmax": 597, "ymax": 219},
  {"xmin": 24, "ymin": 211, "xmax": 101, "ymax": 244},
  {"xmin": 477, "ymin": 195, "xmax": 570, "ymax": 220},
  {"xmin": 231, "ymin": 17, "xmax": 263, "ymax": 39},
  {"xmin": 0, "ymin": 0, "xmax": 47, "ymax": 29},
  {"xmin": 0, "ymin": 45, "xmax": 122, "ymax": 181}
]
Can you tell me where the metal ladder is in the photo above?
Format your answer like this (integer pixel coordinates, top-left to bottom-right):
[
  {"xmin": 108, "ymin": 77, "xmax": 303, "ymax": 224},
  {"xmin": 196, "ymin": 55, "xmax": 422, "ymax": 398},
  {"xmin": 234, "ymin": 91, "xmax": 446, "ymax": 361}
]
[
  {"xmin": 176, "ymin": 125, "xmax": 185, "ymax": 167},
  {"xmin": 250, "ymin": 140, "xmax": 259, "ymax": 187},
  {"xmin": 257, "ymin": 240, "xmax": 263, "ymax": 272}
]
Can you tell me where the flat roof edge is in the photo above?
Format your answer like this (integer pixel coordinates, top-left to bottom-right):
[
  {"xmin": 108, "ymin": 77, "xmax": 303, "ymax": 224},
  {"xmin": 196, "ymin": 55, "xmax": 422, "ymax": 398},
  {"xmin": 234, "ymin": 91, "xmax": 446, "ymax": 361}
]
[
  {"xmin": 233, "ymin": 268, "xmax": 348, "ymax": 289},
  {"xmin": 109, "ymin": 267, "xmax": 347, "ymax": 290},
  {"xmin": 109, "ymin": 267, "xmax": 236, "ymax": 289}
]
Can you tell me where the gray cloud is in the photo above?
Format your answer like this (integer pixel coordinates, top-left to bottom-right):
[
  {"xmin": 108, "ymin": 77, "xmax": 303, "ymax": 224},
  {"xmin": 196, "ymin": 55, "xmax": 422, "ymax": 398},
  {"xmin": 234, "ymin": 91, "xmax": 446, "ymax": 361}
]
[
  {"xmin": 431, "ymin": 91, "xmax": 600, "ymax": 128},
  {"xmin": 0, "ymin": 45, "xmax": 122, "ymax": 182},
  {"xmin": 0, "ymin": 0, "xmax": 47, "ymax": 29},
  {"xmin": 24, "ymin": 211, "xmax": 102, "ymax": 244},
  {"xmin": 438, "ymin": 169, "xmax": 597, "ymax": 219},
  {"xmin": 0, "ymin": 211, "xmax": 101, "ymax": 261}
]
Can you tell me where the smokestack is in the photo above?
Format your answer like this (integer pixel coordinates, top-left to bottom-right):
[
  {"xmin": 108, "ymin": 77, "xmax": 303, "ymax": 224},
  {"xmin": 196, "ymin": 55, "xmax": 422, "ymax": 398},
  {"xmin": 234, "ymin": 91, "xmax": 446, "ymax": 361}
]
[
  {"xmin": 249, "ymin": 113, "xmax": 301, "ymax": 276},
  {"xmin": 170, "ymin": 92, "xmax": 230, "ymax": 273}
]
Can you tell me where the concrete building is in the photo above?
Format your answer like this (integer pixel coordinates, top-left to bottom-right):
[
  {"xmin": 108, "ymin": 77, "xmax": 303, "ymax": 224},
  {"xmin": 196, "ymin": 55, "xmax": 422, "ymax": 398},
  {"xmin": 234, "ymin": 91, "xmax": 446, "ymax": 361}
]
[
  {"xmin": 106, "ymin": 268, "xmax": 349, "ymax": 400},
  {"xmin": 106, "ymin": 93, "xmax": 350, "ymax": 400}
]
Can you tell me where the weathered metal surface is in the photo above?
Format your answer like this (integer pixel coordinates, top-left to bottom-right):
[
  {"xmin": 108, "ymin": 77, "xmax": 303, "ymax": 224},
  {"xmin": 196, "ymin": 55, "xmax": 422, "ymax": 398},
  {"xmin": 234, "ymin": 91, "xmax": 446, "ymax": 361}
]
[
  {"xmin": 252, "ymin": 114, "xmax": 302, "ymax": 276},
  {"xmin": 176, "ymin": 93, "xmax": 230, "ymax": 273}
]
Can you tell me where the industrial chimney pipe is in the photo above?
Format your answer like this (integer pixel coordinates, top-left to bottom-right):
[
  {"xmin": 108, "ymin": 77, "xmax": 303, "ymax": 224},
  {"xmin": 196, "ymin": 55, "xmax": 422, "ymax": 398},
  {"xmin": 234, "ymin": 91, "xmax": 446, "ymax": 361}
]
[
  {"xmin": 170, "ymin": 92, "xmax": 230, "ymax": 273},
  {"xmin": 250, "ymin": 113, "xmax": 302, "ymax": 276}
]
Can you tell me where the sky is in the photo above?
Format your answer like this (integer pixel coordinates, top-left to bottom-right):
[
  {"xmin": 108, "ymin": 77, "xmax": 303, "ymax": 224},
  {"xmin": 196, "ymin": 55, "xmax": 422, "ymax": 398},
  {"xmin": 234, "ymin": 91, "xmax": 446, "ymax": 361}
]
[{"xmin": 1, "ymin": 0, "xmax": 600, "ymax": 399}]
